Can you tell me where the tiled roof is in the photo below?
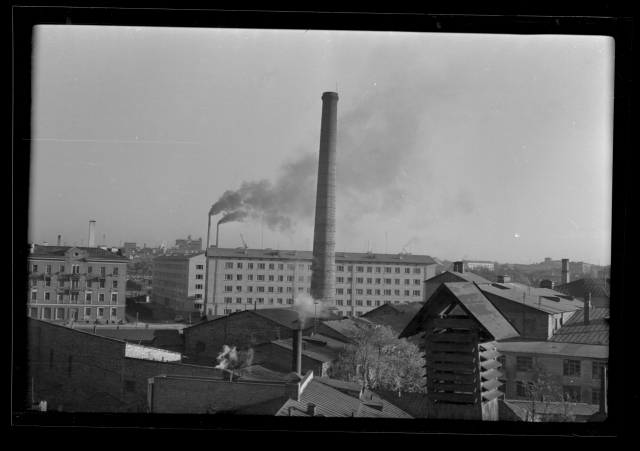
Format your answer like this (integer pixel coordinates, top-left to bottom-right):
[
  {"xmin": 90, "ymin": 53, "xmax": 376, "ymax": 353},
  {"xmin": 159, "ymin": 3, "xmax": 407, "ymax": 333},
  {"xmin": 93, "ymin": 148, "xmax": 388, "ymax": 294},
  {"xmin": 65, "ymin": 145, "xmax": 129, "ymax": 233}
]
[
  {"xmin": 274, "ymin": 380, "xmax": 413, "ymax": 418},
  {"xmin": 549, "ymin": 308, "xmax": 609, "ymax": 345},
  {"xmin": 497, "ymin": 340, "xmax": 609, "ymax": 359},
  {"xmin": 480, "ymin": 284, "xmax": 584, "ymax": 314},
  {"xmin": 29, "ymin": 245, "xmax": 127, "ymax": 260},
  {"xmin": 553, "ymin": 278, "xmax": 610, "ymax": 299},
  {"xmin": 206, "ymin": 247, "xmax": 437, "ymax": 265}
]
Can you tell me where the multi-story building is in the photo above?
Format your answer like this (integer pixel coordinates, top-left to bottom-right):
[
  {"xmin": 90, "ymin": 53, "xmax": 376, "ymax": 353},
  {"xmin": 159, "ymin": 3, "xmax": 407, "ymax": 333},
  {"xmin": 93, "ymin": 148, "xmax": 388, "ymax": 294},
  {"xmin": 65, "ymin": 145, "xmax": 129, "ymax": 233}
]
[
  {"xmin": 204, "ymin": 248, "xmax": 438, "ymax": 317},
  {"xmin": 123, "ymin": 242, "xmax": 137, "ymax": 258},
  {"xmin": 463, "ymin": 260, "xmax": 495, "ymax": 271},
  {"xmin": 152, "ymin": 252, "xmax": 206, "ymax": 316},
  {"xmin": 569, "ymin": 261, "xmax": 592, "ymax": 274},
  {"xmin": 169, "ymin": 235, "xmax": 202, "ymax": 254},
  {"xmin": 27, "ymin": 244, "xmax": 128, "ymax": 322}
]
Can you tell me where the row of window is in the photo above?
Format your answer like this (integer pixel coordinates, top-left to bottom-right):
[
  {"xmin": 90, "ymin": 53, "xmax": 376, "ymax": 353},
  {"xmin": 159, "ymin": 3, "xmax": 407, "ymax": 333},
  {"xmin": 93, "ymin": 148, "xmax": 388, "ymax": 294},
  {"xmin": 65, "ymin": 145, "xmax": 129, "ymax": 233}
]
[
  {"xmin": 514, "ymin": 356, "xmax": 607, "ymax": 379},
  {"xmin": 221, "ymin": 262, "xmax": 422, "ymax": 274},
  {"xmin": 222, "ymin": 273, "xmax": 423, "ymax": 286},
  {"xmin": 32, "ymin": 279, "xmax": 118, "ymax": 289},
  {"xmin": 31, "ymin": 265, "xmax": 119, "ymax": 275},
  {"xmin": 515, "ymin": 381, "xmax": 604, "ymax": 404},
  {"xmin": 220, "ymin": 308, "xmax": 364, "ymax": 318},
  {"xmin": 32, "ymin": 306, "xmax": 119, "ymax": 320},
  {"xmin": 221, "ymin": 285, "xmax": 421, "ymax": 297},
  {"xmin": 337, "ymin": 288, "xmax": 421, "ymax": 296},
  {"xmin": 224, "ymin": 297, "xmax": 294, "ymax": 305},
  {"xmin": 30, "ymin": 291, "xmax": 118, "ymax": 303}
]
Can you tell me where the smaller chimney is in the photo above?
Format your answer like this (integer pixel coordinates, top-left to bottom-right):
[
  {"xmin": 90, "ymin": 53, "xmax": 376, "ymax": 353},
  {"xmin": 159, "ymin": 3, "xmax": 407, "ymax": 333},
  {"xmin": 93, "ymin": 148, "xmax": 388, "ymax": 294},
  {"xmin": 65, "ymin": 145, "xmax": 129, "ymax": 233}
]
[
  {"xmin": 291, "ymin": 319, "xmax": 303, "ymax": 374},
  {"xmin": 306, "ymin": 403, "xmax": 316, "ymax": 416},
  {"xmin": 57, "ymin": 235, "xmax": 61, "ymax": 246},
  {"xmin": 497, "ymin": 275, "xmax": 511, "ymax": 283},
  {"xmin": 453, "ymin": 261, "xmax": 464, "ymax": 273},
  {"xmin": 289, "ymin": 406, "xmax": 293, "ymax": 416},
  {"xmin": 561, "ymin": 259, "xmax": 570, "ymax": 284},
  {"xmin": 88, "ymin": 220, "xmax": 96, "ymax": 248},
  {"xmin": 93, "ymin": 325, "xmax": 97, "ymax": 334},
  {"xmin": 584, "ymin": 292, "xmax": 591, "ymax": 325}
]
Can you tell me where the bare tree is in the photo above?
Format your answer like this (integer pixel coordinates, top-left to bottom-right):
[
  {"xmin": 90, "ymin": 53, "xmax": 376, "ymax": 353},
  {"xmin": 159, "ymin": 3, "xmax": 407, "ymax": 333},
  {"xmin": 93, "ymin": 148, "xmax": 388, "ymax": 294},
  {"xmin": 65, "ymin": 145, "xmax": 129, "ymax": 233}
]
[{"xmin": 521, "ymin": 376, "xmax": 577, "ymax": 422}]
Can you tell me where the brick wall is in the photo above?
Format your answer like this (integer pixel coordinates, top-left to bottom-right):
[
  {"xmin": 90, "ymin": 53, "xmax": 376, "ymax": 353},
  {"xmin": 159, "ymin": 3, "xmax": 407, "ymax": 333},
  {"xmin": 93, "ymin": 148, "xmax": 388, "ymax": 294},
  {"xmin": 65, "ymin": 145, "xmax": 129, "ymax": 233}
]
[
  {"xmin": 27, "ymin": 318, "xmax": 220, "ymax": 412},
  {"xmin": 151, "ymin": 376, "xmax": 297, "ymax": 414},
  {"xmin": 183, "ymin": 312, "xmax": 299, "ymax": 360}
]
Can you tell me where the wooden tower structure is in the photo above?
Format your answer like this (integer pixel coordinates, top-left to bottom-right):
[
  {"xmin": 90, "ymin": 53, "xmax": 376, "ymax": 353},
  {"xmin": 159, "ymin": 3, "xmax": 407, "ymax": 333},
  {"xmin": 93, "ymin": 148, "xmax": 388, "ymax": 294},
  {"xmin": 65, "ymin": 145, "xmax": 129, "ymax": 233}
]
[{"xmin": 400, "ymin": 282, "xmax": 520, "ymax": 420}]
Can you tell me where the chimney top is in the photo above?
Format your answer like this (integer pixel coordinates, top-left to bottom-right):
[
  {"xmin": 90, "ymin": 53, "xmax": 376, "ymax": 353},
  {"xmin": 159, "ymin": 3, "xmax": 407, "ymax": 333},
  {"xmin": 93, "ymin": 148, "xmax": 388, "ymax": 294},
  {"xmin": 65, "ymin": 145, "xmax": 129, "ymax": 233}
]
[
  {"xmin": 306, "ymin": 403, "xmax": 317, "ymax": 416},
  {"xmin": 322, "ymin": 92, "xmax": 339, "ymax": 99}
]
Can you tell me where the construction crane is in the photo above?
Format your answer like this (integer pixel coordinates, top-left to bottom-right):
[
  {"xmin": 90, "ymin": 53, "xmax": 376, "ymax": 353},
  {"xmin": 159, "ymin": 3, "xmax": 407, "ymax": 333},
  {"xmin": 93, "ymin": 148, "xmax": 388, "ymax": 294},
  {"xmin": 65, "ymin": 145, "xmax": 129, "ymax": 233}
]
[{"xmin": 240, "ymin": 234, "xmax": 248, "ymax": 249}]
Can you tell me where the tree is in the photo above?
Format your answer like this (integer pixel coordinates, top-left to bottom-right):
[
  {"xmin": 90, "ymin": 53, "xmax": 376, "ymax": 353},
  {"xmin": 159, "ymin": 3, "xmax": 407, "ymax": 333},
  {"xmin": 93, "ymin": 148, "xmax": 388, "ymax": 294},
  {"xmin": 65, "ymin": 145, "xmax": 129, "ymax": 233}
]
[
  {"xmin": 331, "ymin": 323, "xmax": 425, "ymax": 393},
  {"xmin": 520, "ymin": 376, "xmax": 578, "ymax": 422}
]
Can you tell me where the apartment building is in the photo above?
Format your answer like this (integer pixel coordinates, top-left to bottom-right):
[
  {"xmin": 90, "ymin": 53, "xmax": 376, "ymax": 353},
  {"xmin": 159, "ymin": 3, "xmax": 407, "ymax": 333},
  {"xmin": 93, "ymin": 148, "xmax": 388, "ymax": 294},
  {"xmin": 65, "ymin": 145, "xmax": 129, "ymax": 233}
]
[
  {"xmin": 27, "ymin": 244, "xmax": 128, "ymax": 322},
  {"xmin": 152, "ymin": 252, "xmax": 206, "ymax": 316},
  {"xmin": 204, "ymin": 248, "xmax": 438, "ymax": 317}
]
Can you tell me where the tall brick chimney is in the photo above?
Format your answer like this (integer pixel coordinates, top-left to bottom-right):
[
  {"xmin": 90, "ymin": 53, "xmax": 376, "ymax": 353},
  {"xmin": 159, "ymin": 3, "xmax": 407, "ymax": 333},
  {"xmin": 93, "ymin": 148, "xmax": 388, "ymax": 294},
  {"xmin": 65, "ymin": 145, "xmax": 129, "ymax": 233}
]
[
  {"xmin": 310, "ymin": 92, "xmax": 338, "ymax": 307},
  {"xmin": 88, "ymin": 220, "xmax": 96, "ymax": 248},
  {"xmin": 57, "ymin": 235, "xmax": 61, "ymax": 246},
  {"xmin": 561, "ymin": 259, "xmax": 570, "ymax": 284},
  {"xmin": 291, "ymin": 319, "xmax": 303, "ymax": 374}
]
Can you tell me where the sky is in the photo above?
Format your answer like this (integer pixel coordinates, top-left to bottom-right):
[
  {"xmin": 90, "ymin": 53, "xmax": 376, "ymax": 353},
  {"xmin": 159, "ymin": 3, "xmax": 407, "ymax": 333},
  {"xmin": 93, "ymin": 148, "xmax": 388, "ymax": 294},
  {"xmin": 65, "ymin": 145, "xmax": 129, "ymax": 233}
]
[{"xmin": 28, "ymin": 26, "xmax": 614, "ymax": 265}]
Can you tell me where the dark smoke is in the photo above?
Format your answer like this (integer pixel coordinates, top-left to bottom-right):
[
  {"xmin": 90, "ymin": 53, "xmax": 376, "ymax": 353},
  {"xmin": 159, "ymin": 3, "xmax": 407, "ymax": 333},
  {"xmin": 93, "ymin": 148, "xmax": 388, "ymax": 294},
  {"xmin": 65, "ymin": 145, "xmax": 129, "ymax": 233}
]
[{"xmin": 218, "ymin": 210, "xmax": 249, "ymax": 225}]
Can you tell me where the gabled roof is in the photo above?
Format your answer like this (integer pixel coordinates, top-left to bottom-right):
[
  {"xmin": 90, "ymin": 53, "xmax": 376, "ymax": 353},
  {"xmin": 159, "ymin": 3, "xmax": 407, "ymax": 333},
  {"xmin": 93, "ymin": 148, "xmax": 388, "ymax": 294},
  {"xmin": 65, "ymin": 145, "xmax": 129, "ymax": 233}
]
[
  {"xmin": 318, "ymin": 318, "xmax": 371, "ymax": 339},
  {"xmin": 371, "ymin": 390, "xmax": 429, "ymax": 419},
  {"xmin": 206, "ymin": 247, "xmax": 437, "ymax": 265},
  {"xmin": 361, "ymin": 304, "xmax": 423, "ymax": 338},
  {"xmin": 152, "ymin": 329, "xmax": 184, "ymax": 346},
  {"xmin": 399, "ymin": 282, "xmax": 520, "ymax": 341},
  {"xmin": 184, "ymin": 308, "xmax": 338, "ymax": 332},
  {"xmin": 479, "ymin": 284, "xmax": 584, "ymax": 314},
  {"xmin": 272, "ymin": 336, "xmax": 341, "ymax": 363},
  {"xmin": 553, "ymin": 278, "xmax": 610, "ymax": 299},
  {"xmin": 497, "ymin": 341, "xmax": 608, "ymax": 359},
  {"xmin": 425, "ymin": 270, "xmax": 493, "ymax": 285},
  {"xmin": 498, "ymin": 400, "xmax": 538, "ymax": 421},
  {"xmin": 549, "ymin": 308, "xmax": 610, "ymax": 345},
  {"xmin": 29, "ymin": 245, "xmax": 127, "ymax": 261}
]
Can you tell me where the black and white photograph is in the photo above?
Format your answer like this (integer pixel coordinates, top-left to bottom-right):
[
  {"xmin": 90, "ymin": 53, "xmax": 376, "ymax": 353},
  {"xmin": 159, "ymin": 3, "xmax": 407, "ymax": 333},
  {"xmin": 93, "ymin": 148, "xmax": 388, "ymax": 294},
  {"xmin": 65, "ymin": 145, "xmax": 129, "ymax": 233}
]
[{"xmin": 14, "ymin": 9, "xmax": 628, "ymax": 434}]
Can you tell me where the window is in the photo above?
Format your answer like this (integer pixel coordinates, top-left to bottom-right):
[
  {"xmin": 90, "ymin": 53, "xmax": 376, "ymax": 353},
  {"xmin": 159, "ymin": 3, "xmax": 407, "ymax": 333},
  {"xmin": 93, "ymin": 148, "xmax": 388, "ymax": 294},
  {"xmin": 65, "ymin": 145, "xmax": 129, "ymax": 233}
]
[
  {"xmin": 44, "ymin": 278, "xmax": 51, "ymax": 287},
  {"xmin": 404, "ymin": 268, "xmax": 411, "ymax": 274},
  {"xmin": 225, "ymin": 262, "xmax": 233, "ymax": 269},
  {"xmin": 237, "ymin": 275, "xmax": 243, "ymax": 281},
  {"xmin": 374, "ymin": 289, "xmax": 380, "ymax": 295},
  {"xmin": 591, "ymin": 361, "xmax": 607, "ymax": 379},
  {"xmin": 337, "ymin": 265, "xmax": 344, "ymax": 272},
  {"xmin": 45, "ymin": 265, "xmax": 51, "ymax": 274},
  {"xmin": 384, "ymin": 278, "xmax": 391, "ymax": 284},
  {"xmin": 563, "ymin": 359, "xmax": 581, "ymax": 377},
  {"xmin": 196, "ymin": 265, "xmax": 204, "ymax": 270},
  {"xmin": 110, "ymin": 307, "xmax": 117, "ymax": 317},
  {"xmin": 287, "ymin": 276, "xmax": 293, "ymax": 282},
  {"xmin": 366, "ymin": 278, "xmax": 372, "ymax": 284},
  {"xmin": 86, "ymin": 281, "xmax": 92, "ymax": 288},
  {"xmin": 257, "ymin": 275, "xmax": 265, "ymax": 281},
  {"xmin": 413, "ymin": 290, "xmax": 421, "ymax": 296},
  {"xmin": 71, "ymin": 280, "xmax": 79, "ymax": 288},
  {"xmin": 347, "ymin": 277, "xmax": 352, "ymax": 283},
  {"xmin": 278, "ymin": 264, "xmax": 284, "ymax": 270},
  {"xmin": 307, "ymin": 276, "xmax": 312, "ymax": 282},
  {"xmin": 366, "ymin": 289, "xmax": 372, "ymax": 295},
  {"xmin": 346, "ymin": 300, "xmax": 352, "ymax": 306},
  {"xmin": 257, "ymin": 287, "xmax": 265, "ymax": 292},
  {"xmin": 269, "ymin": 264, "xmax": 275, "ymax": 270},
  {"xmin": 404, "ymin": 279, "xmax": 410, "ymax": 285},
  {"xmin": 268, "ymin": 275, "xmax": 275, "ymax": 282},
  {"xmin": 394, "ymin": 290, "xmax": 400, "ymax": 296},
  {"xmin": 278, "ymin": 276, "xmax": 284, "ymax": 282},
  {"xmin": 224, "ymin": 309, "xmax": 232, "ymax": 315},
  {"xmin": 336, "ymin": 300, "xmax": 343, "ymax": 306},
  {"xmin": 236, "ymin": 298, "xmax": 242, "ymax": 304},
  {"xmin": 195, "ymin": 294, "xmax": 203, "ymax": 299},
  {"xmin": 563, "ymin": 386, "xmax": 581, "ymax": 402},
  {"xmin": 591, "ymin": 388, "xmax": 602, "ymax": 405},
  {"xmin": 347, "ymin": 311, "xmax": 352, "ymax": 317},
  {"xmin": 516, "ymin": 381, "xmax": 531, "ymax": 397},
  {"xmin": 394, "ymin": 279, "xmax": 400, "ymax": 285},
  {"xmin": 85, "ymin": 293, "xmax": 92, "ymax": 303},
  {"xmin": 248, "ymin": 263, "xmax": 254, "ymax": 269},
  {"xmin": 268, "ymin": 298, "xmax": 274, "ymax": 304},
  {"xmin": 516, "ymin": 356, "xmax": 533, "ymax": 372},
  {"xmin": 356, "ymin": 289, "xmax": 363, "ymax": 295},
  {"xmin": 97, "ymin": 307, "xmax": 105, "ymax": 317},
  {"xmin": 99, "ymin": 294, "xmax": 105, "ymax": 303},
  {"xmin": 336, "ymin": 288, "xmax": 344, "ymax": 295},
  {"xmin": 224, "ymin": 286, "xmax": 233, "ymax": 292},
  {"xmin": 257, "ymin": 298, "xmax": 264, "ymax": 304},
  {"xmin": 356, "ymin": 278, "xmax": 364, "ymax": 284},
  {"xmin": 287, "ymin": 264, "xmax": 294, "ymax": 270},
  {"xmin": 247, "ymin": 287, "xmax": 254, "ymax": 293},
  {"xmin": 277, "ymin": 287, "xmax": 284, "ymax": 293},
  {"xmin": 366, "ymin": 300, "xmax": 372, "ymax": 306},
  {"xmin": 347, "ymin": 289, "xmax": 352, "ymax": 294},
  {"xmin": 384, "ymin": 301, "xmax": 390, "ymax": 304},
  {"xmin": 357, "ymin": 312, "xmax": 364, "ymax": 317},
  {"xmin": 87, "ymin": 266, "xmax": 92, "ymax": 274},
  {"xmin": 404, "ymin": 290, "xmax": 410, "ymax": 296},
  {"xmin": 298, "ymin": 276, "xmax": 304, "ymax": 282},
  {"xmin": 384, "ymin": 289, "xmax": 391, "ymax": 296},
  {"xmin": 224, "ymin": 297, "xmax": 232, "ymax": 304},
  {"xmin": 307, "ymin": 265, "xmax": 312, "ymax": 270},
  {"xmin": 31, "ymin": 265, "xmax": 38, "ymax": 273},
  {"xmin": 356, "ymin": 266, "xmax": 363, "ymax": 272},
  {"xmin": 236, "ymin": 286, "xmax": 242, "ymax": 292},
  {"xmin": 395, "ymin": 268, "xmax": 401, "ymax": 274},
  {"xmin": 298, "ymin": 264, "xmax": 304, "ymax": 270},
  {"xmin": 112, "ymin": 281, "xmax": 118, "ymax": 289},
  {"xmin": 224, "ymin": 274, "xmax": 233, "ymax": 280},
  {"xmin": 84, "ymin": 307, "xmax": 91, "ymax": 317},
  {"xmin": 267, "ymin": 287, "xmax": 274, "ymax": 293},
  {"xmin": 100, "ymin": 267, "xmax": 105, "ymax": 276},
  {"xmin": 111, "ymin": 294, "xmax": 117, "ymax": 303},
  {"xmin": 237, "ymin": 263, "xmax": 243, "ymax": 269},
  {"xmin": 375, "ymin": 300, "xmax": 381, "ymax": 306},
  {"xmin": 287, "ymin": 299, "xmax": 293, "ymax": 305},
  {"xmin": 71, "ymin": 293, "xmax": 79, "ymax": 302},
  {"xmin": 248, "ymin": 275, "xmax": 254, "ymax": 281},
  {"xmin": 44, "ymin": 292, "xmax": 50, "ymax": 301},
  {"xmin": 367, "ymin": 267, "xmax": 373, "ymax": 273},
  {"xmin": 414, "ymin": 279, "xmax": 421, "ymax": 285},
  {"xmin": 298, "ymin": 287, "xmax": 304, "ymax": 293},
  {"xmin": 247, "ymin": 298, "xmax": 253, "ymax": 304},
  {"xmin": 277, "ymin": 298, "xmax": 283, "ymax": 304},
  {"xmin": 113, "ymin": 267, "xmax": 119, "ymax": 275},
  {"xmin": 31, "ymin": 291, "xmax": 37, "ymax": 301},
  {"xmin": 375, "ymin": 267, "xmax": 381, "ymax": 273},
  {"xmin": 196, "ymin": 284, "xmax": 203, "ymax": 289},
  {"xmin": 374, "ymin": 278, "xmax": 380, "ymax": 284},
  {"xmin": 99, "ymin": 279, "xmax": 106, "ymax": 288},
  {"xmin": 57, "ymin": 294, "xmax": 63, "ymax": 302},
  {"xmin": 413, "ymin": 268, "xmax": 420, "ymax": 274}
]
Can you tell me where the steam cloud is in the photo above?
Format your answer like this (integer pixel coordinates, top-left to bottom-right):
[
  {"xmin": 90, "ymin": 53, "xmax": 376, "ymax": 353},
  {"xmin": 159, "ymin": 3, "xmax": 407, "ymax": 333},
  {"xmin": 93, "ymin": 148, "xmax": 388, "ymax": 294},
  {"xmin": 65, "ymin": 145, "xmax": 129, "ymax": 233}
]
[
  {"xmin": 214, "ymin": 344, "xmax": 238, "ymax": 370},
  {"xmin": 292, "ymin": 292, "xmax": 330, "ymax": 324}
]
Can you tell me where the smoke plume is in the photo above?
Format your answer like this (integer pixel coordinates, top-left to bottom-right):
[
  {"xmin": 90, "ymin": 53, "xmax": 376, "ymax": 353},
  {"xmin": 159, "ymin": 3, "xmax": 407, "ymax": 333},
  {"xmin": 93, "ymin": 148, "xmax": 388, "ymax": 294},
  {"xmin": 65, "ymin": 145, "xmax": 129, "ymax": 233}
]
[
  {"xmin": 214, "ymin": 345, "xmax": 238, "ymax": 370},
  {"xmin": 292, "ymin": 292, "xmax": 329, "ymax": 324},
  {"xmin": 218, "ymin": 210, "xmax": 249, "ymax": 225}
]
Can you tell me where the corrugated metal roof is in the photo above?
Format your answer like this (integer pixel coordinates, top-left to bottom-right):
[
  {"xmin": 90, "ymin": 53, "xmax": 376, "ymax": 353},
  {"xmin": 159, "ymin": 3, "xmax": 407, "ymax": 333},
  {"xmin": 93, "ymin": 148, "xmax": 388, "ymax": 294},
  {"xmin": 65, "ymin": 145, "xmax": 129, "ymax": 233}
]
[
  {"xmin": 236, "ymin": 363, "xmax": 290, "ymax": 382},
  {"xmin": 499, "ymin": 400, "xmax": 536, "ymax": 421},
  {"xmin": 371, "ymin": 390, "xmax": 429, "ymax": 418},
  {"xmin": 206, "ymin": 248, "xmax": 437, "ymax": 265},
  {"xmin": 29, "ymin": 245, "xmax": 128, "ymax": 260},
  {"xmin": 425, "ymin": 271, "xmax": 493, "ymax": 285},
  {"xmin": 553, "ymin": 278, "xmax": 610, "ymax": 299},
  {"xmin": 184, "ymin": 308, "xmax": 338, "ymax": 332},
  {"xmin": 503, "ymin": 400, "xmax": 600, "ymax": 418},
  {"xmin": 272, "ymin": 338, "xmax": 340, "ymax": 363},
  {"xmin": 549, "ymin": 308, "xmax": 610, "ymax": 345},
  {"xmin": 480, "ymin": 284, "xmax": 584, "ymax": 314},
  {"xmin": 497, "ymin": 341, "xmax": 609, "ymax": 359}
]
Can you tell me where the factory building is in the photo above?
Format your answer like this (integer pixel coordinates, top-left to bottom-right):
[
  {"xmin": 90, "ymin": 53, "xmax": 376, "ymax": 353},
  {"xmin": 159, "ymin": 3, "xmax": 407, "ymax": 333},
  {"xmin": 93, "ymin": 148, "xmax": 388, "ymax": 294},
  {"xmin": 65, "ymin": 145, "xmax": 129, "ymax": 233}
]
[
  {"xmin": 203, "ymin": 247, "xmax": 437, "ymax": 317},
  {"xmin": 151, "ymin": 251, "xmax": 206, "ymax": 316},
  {"xmin": 27, "ymin": 244, "xmax": 128, "ymax": 323}
]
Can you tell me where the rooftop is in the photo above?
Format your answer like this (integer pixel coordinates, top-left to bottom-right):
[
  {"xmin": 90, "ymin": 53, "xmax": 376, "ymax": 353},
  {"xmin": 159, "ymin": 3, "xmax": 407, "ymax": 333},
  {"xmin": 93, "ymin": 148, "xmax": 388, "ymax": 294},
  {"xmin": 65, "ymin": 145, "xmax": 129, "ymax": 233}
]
[
  {"xmin": 548, "ymin": 308, "xmax": 610, "ymax": 345},
  {"xmin": 425, "ymin": 270, "xmax": 493, "ymax": 285},
  {"xmin": 184, "ymin": 308, "xmax": 339, "ymax": 332},
  {"xmin": 205, "ymin": 247, "xmax": 438, "ymax": 265},
  {"xmin": 501, "ymin": 399, "xmax": 600, "ymax": 420},
  {"xmin": 153, "ymin": 252, "xmax": 205, "ymax": 260},
  {"xmin": 496, "ymin": 340, "xmax": 608, "ymax": 359},
  {"xmin": 233, "ymin": 363, "xmax": 291, "ymax": 382},
  {"xmin": 29, "ymin": 245, "xmax": 128, "ymax": 261},
  {"xmin": 272, "ymin": 334, "xmax": 343, "ymax": 363},
  {"xmin": 553, "ymin": 278, "xmax": 610, "ymax": 299},
  {"xmin": 479, "ymin": 284, "xmax": 584, "ymax": 314}
]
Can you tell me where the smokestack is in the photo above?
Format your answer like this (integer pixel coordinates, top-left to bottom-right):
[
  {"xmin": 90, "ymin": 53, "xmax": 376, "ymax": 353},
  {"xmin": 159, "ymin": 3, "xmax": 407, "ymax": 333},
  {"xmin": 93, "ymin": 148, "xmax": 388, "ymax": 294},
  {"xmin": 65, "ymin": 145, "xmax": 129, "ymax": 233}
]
[
  {"xmin": 453, "ymin": 261, "xmax": 464, "ymax": 273},
  {"xmin": 57, "ymin": 235, "xmax": 61, "ymax": 246},
  {"xmin": 561, "ymin": 259, "xmax": 569, "ymax": 284},
  {"xmin": 291, "ymin": 319, "xmax": 303, "ymax": 374},
  {"xmin": 216, "ymin": 223, "xmax": 220, "ymax": 248},
  {"xmin": 584, "ymin": 292, "xmax": 591, "ymax": 325},
  {"xmin": 306, "ymin": 403, "xmax": 316, "ymax": 416},
  {"xmin": 88, "ymin": 221, "xmax": 96, "ymax": 248},
  {"xmin": 310, "ymin": 92, "xmax": 339, "ymax": 307}
]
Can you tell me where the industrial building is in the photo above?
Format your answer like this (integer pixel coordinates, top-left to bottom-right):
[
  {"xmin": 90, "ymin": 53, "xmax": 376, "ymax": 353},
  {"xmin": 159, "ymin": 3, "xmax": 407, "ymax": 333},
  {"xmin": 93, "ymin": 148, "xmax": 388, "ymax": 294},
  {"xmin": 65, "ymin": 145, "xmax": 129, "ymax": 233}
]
[
  {"xmin": 27, "ymin": 243, "xmax": 128, "ymax": 323},
  {"xmin": 203, "ymin": 247, "xmax": 437, "ymax": 317},
  {"xmin": 552, "ymin": 277, "xmax": 610, "ymax": 308},
  {"xmin": 151, "ymin": 251, "xmax": 206, "ymax": 316}
]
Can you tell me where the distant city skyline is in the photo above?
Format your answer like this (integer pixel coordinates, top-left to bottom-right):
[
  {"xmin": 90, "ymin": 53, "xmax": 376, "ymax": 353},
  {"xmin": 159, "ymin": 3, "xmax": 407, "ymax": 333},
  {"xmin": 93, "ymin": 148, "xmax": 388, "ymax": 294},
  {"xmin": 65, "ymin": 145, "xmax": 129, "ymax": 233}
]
[{"xmin": 28, "ymin": 26, "xmax": 613, "ymax": 265}]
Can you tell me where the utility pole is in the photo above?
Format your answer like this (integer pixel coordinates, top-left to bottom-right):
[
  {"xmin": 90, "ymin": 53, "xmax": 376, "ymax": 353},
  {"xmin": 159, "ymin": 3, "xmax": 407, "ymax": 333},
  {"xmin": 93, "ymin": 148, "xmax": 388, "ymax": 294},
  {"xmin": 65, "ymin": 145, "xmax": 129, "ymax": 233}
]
[{"xmin": 522, "ymin": 292, "xmax": 526, "ymax": 339}]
